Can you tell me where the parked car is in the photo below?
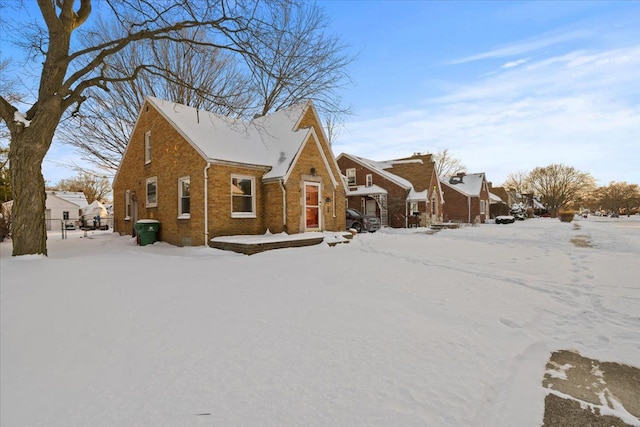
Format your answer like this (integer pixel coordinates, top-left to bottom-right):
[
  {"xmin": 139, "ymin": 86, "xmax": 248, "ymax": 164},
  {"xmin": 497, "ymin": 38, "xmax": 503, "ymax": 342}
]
[
  {"xmin": 495, "ymin": 215, "xmax": 515, "ymax": 224},
  {"xmin": 346, "ymin": 208, "xmax": 381, "ymax": 233}
]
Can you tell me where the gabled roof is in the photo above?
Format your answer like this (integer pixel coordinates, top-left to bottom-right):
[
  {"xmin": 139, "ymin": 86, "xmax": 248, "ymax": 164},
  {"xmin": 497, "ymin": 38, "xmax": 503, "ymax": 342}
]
[
  {"xmin": 490, "ymin": 192, "xmax": 504, "ymax": 203},
  {"xmin": 46, "ymin": 191, "xmax": 88, "ymax": 208},
  {"xmin": 145, "ymin": 96, "xmax": 323, "ymax": 182},
  {"xmin": 491, "ymin": 186, "xmax": 509, "ymax": 203},
  {"xmin": 337, "ymin": 153, "xmax": 414, "ymax": 190},
  {"xmin": 440, "ymin": 173, "xmax": 487, "ymax": 197}
]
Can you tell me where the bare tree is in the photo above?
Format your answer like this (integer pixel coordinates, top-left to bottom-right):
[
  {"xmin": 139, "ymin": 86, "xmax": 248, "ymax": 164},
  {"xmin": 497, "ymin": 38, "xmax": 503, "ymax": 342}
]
[
  {"xmin": 57, "ymin": 2, "xmax": 353, "ymax": 176},
  {"xmin": 49, "ymin": 172, "xmax": 111, "ymax": 204},
  {"xmin": 502, "ymin": 170, "xmax": 532, "ymax": 202},
  {"xmin": 527, "ymin": 164, "xmax": 595, "ymax": 216},
  {"xmin": 594, "ymin": 181, "xmax": 640, "ymax": 216},
  {"xmin": 241, "ymin": 2, "xmax": 353, "ymax": 121},
  {"xmin": 0, "ymin": 0, "xmax": 283, "ymax": 256},
  {"xmin": 432, "ymin": 148, "xmax": 466, "ymax": 177},
  {"xmin": 58, "ymin": 25, "xmax": 252, "ymax": 172}
]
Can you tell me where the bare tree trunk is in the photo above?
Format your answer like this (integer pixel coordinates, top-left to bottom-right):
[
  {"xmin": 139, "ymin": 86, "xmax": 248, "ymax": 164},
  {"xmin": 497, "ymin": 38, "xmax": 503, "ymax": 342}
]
[{"xmin": 9, "ymin": 130, "xmax": 50, "ymax": 256}]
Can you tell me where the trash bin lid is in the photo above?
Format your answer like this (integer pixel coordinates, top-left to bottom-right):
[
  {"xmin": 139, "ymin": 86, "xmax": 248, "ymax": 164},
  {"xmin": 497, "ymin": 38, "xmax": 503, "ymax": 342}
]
[{"xmin": 136, "ymin": 219, "xmax": 160, "ymax": 224}]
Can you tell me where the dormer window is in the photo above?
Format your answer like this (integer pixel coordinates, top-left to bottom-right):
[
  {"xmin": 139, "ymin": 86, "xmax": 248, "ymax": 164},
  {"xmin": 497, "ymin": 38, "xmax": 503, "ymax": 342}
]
[{"xmin": 346, "ymin": 168, "xmax": 356, "ymax": 186}]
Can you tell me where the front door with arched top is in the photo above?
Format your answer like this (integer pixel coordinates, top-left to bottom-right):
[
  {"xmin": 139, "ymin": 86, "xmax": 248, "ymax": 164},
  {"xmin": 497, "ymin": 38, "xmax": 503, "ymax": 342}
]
[{"xmin": 304, "ymin": 182, "xmax": 321, "ymax": 231}]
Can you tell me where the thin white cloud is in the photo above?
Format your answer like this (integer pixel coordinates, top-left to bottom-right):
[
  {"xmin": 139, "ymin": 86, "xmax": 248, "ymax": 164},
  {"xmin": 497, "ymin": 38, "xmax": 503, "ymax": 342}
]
[
  {"xmin": 334, "ymin": 45, "xmax": 640, "ymax": 185},
  {"xmin": 502, "ymin": 58, "xmax": 528, "ymax": 69},
  {"xmin": 449, "ymin": 30, "xmax": 590, "ymax": 65}
]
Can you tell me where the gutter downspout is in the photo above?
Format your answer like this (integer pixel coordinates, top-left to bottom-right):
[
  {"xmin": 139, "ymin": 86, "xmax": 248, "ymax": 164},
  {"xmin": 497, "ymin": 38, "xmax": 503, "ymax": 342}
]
[
  {"xmin": 279, "ymin": 179, "xmax": 287, "ymax": 227},
  {"xmin": 468, "ymin": 195, "xmax": 471, "ymax": 224},
  {"xmin": 204, "ymin": 162, "xmax": 211, "ymax": 245},
  {"xmin": 405, "ymin": 197, "xmax": 408, "ymax": 228}
]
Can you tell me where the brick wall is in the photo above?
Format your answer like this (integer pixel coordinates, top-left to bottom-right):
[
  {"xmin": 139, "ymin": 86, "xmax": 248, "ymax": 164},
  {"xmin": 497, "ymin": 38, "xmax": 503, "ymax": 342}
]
[
  {"xmin": 441, "ymin": 181, "xmax": 491, "ymax": 223},
  {"xmin": 337, "ymin": 156, "xmax": 409, "ymax": 228},
  {"xmin": 386, "ymin": 154, "xmax": 433, "ymax": 192},
  {"xmin": 113, "ymin": 102, "xmax": 208, "ymax": 246},
  {"xmin": 385, "ymin": 153, "xmax": 444, "ymax": 223},
  {"xmin": 284, "ymin": 132, "xmax": 346, "ymax": 233}
]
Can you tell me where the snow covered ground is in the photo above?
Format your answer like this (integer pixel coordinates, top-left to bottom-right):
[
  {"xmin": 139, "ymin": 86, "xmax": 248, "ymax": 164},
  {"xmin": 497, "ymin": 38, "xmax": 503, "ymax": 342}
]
[{"xmin": 2, "ymin": 216, "xmax": 639, "ymax": 426}]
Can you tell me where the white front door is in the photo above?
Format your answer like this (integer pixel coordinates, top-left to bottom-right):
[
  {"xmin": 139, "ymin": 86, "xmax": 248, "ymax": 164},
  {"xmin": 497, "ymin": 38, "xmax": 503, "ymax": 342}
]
[
  {"xmin": 304, "ymin": 182, "xmax": 321, "ymax": 231},
  {"xmin": 366, "ymin": 199, "xmax": 377, "ymax": 216}
]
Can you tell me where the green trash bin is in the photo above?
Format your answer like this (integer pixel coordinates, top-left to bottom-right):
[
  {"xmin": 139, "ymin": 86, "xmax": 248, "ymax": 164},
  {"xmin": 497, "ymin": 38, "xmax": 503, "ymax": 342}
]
[{"xmin": 135, "ymin": 219, "xmax": 160, "ymax": 246}]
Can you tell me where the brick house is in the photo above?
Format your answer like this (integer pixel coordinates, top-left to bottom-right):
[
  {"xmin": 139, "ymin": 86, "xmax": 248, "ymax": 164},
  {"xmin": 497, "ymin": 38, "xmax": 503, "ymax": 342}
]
[
  {"xmin": 440, "ymin": 172, "xmax": 491, "ymax": 223},
  {"xmin": 336, "ymin": 153, "xmax": 444, "ymax": 228},
  {"xmin": 488, "ymin": 184, "xmax": 510, "ymax": 218},
  {"xmin": 112, "ymin": 97, "xmax": 347, "ymax": 247}
]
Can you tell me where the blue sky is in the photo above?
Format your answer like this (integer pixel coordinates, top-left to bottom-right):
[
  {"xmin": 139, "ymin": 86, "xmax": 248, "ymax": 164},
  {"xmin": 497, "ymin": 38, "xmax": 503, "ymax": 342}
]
[
  {"xmin": 4, "ymin": 1, "xmax": 640, "ymax": 186},
  {"xmin": 322, "ymin": 0, "xmax": 640, "ymax": 185}
]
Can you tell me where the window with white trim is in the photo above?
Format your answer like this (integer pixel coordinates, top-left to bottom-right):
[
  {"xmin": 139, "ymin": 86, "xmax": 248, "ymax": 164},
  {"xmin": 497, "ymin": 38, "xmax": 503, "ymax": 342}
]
[
  {"xmin": 178, "ymin": 177, "xmax": 190, "ymax": 218},
  {"xmin": 346, "ymin": 168, "xmax": 356, "ymax": 186},
  {"xmin": 365, "ymin": 174, "xmax": 373, "ymax": 187},
  {"xmin": 144, "ymin": 131, "xmax": 151, "ymax": 164},
  {"xmin": 480, "ymin": 199, "xmax": 486, "ymax": 214},
  {"xmin": 410, "ymin": 202, "xmax": 418, "ymax": 215},
  {"xmin": 125, "ymin": 189, "xmax": 131, "ymax": 219},
  {"xmin": 146, "ymin": 177, "xmax": 157, "ymax": 207},
  {"xmin": 63, "ymin": 211, "xmax": 70, "ymax": 220},
  {"xmin": 231, "ymin": 175, "xmax": 255, "ymax": 217}
]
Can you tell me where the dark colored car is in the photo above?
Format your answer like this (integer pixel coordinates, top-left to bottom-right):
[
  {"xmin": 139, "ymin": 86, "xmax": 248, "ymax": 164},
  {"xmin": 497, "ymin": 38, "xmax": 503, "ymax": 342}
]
[
  {"xmin": 495, "ymin": 215, "xmax": 515, "ymax": 224},
  {"xmin": 346, "ymin": 208, "xmax": 381, "ymax": 233}
]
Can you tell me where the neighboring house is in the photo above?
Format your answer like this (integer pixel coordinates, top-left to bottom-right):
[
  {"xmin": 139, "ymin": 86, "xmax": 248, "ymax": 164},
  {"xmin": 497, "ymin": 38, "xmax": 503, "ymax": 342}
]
[
  {"xmin": 336, "ymin": 153, "xmax": 444, "ymax": 228},
  {"xmin": 488, "ymin": 185, "xmax": 510, "ymax": 218},
  {"xmin": 440, "ymin": 172, "xmax": 491, "ymax": 224},
  {"xmin": 113, "ymin": 96, "xmax": 347, "ymax": 247},
  {"xmin": 45, "ymin": 191, "xmax": 89, "ymax": 230}
]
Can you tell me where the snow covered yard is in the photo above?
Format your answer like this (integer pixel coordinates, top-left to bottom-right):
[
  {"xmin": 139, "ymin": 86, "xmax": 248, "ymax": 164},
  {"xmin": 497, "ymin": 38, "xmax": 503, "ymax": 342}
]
[{"xmin": 1, "ymin": 217, "xmax": 639, "ymax": 426}]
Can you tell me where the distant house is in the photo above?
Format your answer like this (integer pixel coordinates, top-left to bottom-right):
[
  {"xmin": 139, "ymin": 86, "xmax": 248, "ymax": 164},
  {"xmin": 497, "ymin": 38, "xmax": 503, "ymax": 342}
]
[
  {"xmin": 488, "ymin": 185, "xmax": 510, "ymax": 218},
  {"xmin": 112, "ymin": 96, "xmax": 347, "ymax": 247},
  {"xmin": 440, "ymin": 173, "xmax": 491, "ymax": 224},
  {"xmin": 45, "ymin": 191, "xmax": 88, "ymax": 230},
  {"xmin": 336, "ymin": 153, "xmax": 444, "ymax": 228}
]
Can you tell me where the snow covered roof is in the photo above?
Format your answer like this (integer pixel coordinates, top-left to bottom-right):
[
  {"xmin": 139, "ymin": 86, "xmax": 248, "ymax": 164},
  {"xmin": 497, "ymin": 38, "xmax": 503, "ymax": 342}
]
[
  {"xmin": 146, "ymin": 96, "xmax": 314, "ymax": 181},
  {"xmin": 337, "ymin": 153, "xmax": 414, "ymax": 190},
  {"xmin": 490, "ymin": 192, "xmax": 504, "ymax": 203},
  {"xmin": 440, "ymin": 173, "xmax": 486, "ymax": 197},
  {"xmin": 82, "ymin": 200, "xmax": 108, "ymax": 217},
  {"xmin": 46, "ymin": 191, "xmax": 89, "ymax": 208},
  {"xmin": 407, "ymin": 189, "xmax": 428, "ymax": 201},
  {"xmin": 533, "ymin": 198, "xmax": 545, "ymax": 209},
  {"xmin": 347, "ymin": 184, "xmax": 388, "ymax": 196}
]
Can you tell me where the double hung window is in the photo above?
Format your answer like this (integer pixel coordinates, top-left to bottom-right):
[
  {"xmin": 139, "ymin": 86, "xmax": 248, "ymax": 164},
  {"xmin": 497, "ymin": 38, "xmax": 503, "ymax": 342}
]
[{"xmin": 231, "ymin": 175, "xmax": 255, "ymax": 217}]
